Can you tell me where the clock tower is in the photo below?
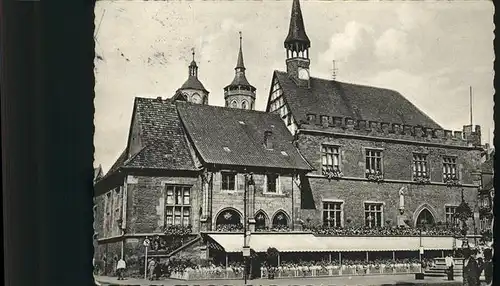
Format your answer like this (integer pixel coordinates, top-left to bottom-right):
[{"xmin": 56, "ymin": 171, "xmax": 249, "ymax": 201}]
[
  {"xmin": 284, "ymin": 0, "xmax": 311, "ymax": 88},
  {"xmin": 173, "ymin": 49, "xmax": 209, "ymax": 104}
]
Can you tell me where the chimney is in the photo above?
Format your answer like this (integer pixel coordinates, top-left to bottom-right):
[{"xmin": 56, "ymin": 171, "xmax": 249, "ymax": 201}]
[{"xmin": 264, "ymin": 131, "xmax": 274, "ymax": 149}]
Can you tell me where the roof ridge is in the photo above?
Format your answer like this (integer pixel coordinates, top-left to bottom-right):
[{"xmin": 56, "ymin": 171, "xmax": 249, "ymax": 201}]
[{"xmin": 175, "ymin": 101, "xmax": 280, "ymax": 116}]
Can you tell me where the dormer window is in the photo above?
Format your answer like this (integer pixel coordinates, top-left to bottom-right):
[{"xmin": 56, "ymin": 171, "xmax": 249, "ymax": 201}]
[
  {"xmin": 307, "ymin": 114, "xmax": 316, "ymax": 122},
  {"xmin": 264, "ymin": 131, "xmax": 273, "ymax": 149}
]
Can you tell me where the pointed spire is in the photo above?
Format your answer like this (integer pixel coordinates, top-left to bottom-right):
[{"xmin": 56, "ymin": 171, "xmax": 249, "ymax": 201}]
[
  {"xmin": 284, "ymin": 0, "xmax": 310, "ymax": 49},
  {"xmin": 236, "ymin": 31, "xmax": 245, "ymax": 70},
  {"xmin": 189, "ymin": 47, "xmax": 197, "ymax": 67}
]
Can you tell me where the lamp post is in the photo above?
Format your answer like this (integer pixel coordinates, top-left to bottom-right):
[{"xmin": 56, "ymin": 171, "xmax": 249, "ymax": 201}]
[
  {"xmin": 243, "ymin": 172, "xmax": 254, "ymax": 284},
  {"xmin": 455, "ymin": 189, "xmax": 473, "ymax": 249}
]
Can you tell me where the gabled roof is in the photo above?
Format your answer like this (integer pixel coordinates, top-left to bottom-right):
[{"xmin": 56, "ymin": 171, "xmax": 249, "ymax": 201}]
[
  {"xmin": 175, "ymin": 101, "xmax": 313, "ymax": 171},
  {"xmin": 273, "ymin": 71, "xmax": 442, "ymax": 129},
  {"xmin": 101, "ymin": 149, "xmax": 128, "ymax": 180},
  {"xmin": 101, "ymin": 98, "xmax": 199, "ymax": 179},
  {"xmin": 125, "ymin": 98, "xmax": 198, "ymax": 171}
]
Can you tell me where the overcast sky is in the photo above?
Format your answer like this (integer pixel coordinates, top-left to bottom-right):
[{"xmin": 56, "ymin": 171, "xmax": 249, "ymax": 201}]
[{"xmin": 94, "ymin": 0, "xmax": 494, "ymax": 172}]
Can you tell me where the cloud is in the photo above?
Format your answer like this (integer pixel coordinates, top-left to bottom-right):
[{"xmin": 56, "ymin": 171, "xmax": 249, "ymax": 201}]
[
  {"xmin": 396, "ymin": 4, "xmax": 436, "ymax": 32},
  {"xmin": 319, "ymin": 21, "xmax": 374, "ymax": 63},
  {"xmin": 374, "ymin": 28, "xmax": 409, "ymax": 63}
]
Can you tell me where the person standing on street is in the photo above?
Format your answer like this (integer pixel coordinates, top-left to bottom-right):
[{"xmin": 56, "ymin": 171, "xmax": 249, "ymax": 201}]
[
  {"xmin": 462, "ymin": 247, "xmax": 480, "ymax": 286},
  {"xmin": 481, "ymin": 248, "xmax": 493, "ymax": 286},
  {"xmin": 445, "ymin": 253, "xmax": 455, "ymax": 280},
  {"xmin": 148, "ymin": 258, "xmax": 156, "ymax": 280},
  {"xmin": 116, "ymin": 257, "xmax": 126, "ymax": 280}
]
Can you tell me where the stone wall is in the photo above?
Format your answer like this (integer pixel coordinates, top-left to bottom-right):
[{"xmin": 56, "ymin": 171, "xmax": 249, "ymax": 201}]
[
  {"xmin": 296, "ymin": 132, "xmax": 482, "ymax": 230},
  {"xmin": 210, "ymin": 172, "xmax": 301, "ymax": 229},
  {"xmin": 126, "ymin": 175, "xmax": 201, "ymax": 234},
  {"xmin": 297, "ymin": 133, "xmax": 482, "ymax": 184},
  {"xmin": 301, "ymin": 177, "xmax": 479, "ymax": 229}
]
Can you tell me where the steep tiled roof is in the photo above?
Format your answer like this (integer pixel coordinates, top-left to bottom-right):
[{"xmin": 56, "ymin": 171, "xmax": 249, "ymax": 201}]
[
  {"xmin": 179, "ymin": 76, "xmax": 208, "ymax": 93},
  {"xmin": 101, "ymin": 149, "xmax": 128, "ymax": 179},
  {"xmin": 125, "ymin": 98, "xmax": 198, "ymax": 171},
  {"xmin": 176, "ymin": 101, "xmax": 313, "ymax": 171},
  {"xmin": 274, "ymin": 71, "xmax": 442, "ymax": 129}
]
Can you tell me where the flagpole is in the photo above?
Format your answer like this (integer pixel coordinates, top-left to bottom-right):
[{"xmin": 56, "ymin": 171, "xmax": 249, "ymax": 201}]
[{"xmin": 469, "ymin": 86, "xmax": 473, "ymax": 126}]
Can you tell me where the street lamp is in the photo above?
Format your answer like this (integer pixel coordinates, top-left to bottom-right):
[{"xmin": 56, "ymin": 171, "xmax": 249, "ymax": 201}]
[
  {"xmin": 455, "ymin": 189, "xmax": 473, "ymax": 247},
  {"xmin": 243, "ymin": 172, "xmax": 254, "ymax": 284},
  {"xmin": 416, "ymin": 219, "xmax": 427, "ymax": 280}
]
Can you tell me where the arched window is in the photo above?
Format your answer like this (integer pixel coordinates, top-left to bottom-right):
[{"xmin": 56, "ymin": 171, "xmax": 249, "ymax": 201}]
[
  {"xmin": 416, "ymin": 208, "xmax": 435, "ymax": 227},
  {"xmin": 272, "ymin": 210, "xmax": 289, "ymax": 229},
  {"xmin": 231, "ymin": 100, "xmax": 238, "ymax": 108},
  {"xmin": 241, "ymin": 100, "xmax": 248, "ymax": 110},
  {"xmin": 254, "ymin": 210, "xmax": 268, "ymax": 231},
  {"xmin": 215, "ymin": 208, "xmax": 242, "ymax": 232}
]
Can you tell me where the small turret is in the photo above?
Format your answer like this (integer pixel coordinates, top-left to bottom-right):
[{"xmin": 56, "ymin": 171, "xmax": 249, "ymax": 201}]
[{"xmin": 224, "ymin": 32, "xmax": 256, "ymax": 110}]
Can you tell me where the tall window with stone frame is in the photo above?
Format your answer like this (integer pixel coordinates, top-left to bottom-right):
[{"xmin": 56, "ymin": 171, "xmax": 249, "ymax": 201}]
[
  {"xmin": 221, "ymin": 172, "xmax": 237, "ymax": 191},
  {"xmin": 114, "ymin": 188, "xmax": 122, "ymax": 235},
  {"xmin": 265, "ymin": 174, "xmax": 280, "ymax": 193},
  {"xmin": 480, "ymin": 217, "xmax": 492, "ymax": 231},
  {"xmin": 412, "ymin": 153, "xmax": 429, "ymax": 178},
  {"xmin": 442, "ymin": 156, "xmax": 458, "ymax": 181},
  {"xmin": 321, "ymin": 145, "xmax": 340, "ymax": 173},
  {"xmin": 103, "ymin": 192, "xmax": 111, "ymax": 235},
  {"xmin": 364, "ymin": 203, "xmax": 383, "ymax": 228},
  {"xmin": 165, "ymin": 185, "xmax": 191, "ymax": 226},
  {"xmin": 322, "ymin": 201, "xmax": 343, "ymax": 227},
  {"xmin": 445, "ymin": 205, "xmax": 458, "ymax": 227},
  {"xmin": 365, "ymin": 149, "xmax": 383, "ymax": 177}
]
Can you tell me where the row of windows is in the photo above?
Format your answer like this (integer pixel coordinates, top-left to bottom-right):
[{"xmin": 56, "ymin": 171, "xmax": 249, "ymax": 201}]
[
  {"xmin": 114, "ymin": 184, "xmax": 463, "ymax": 230},
  {"xmin": 323, "ymin": 201, "xmax": 459, "ymax": 228},
  {"xmin": 321, "ymin": 145, "xmax": 458, "ymax": 181},
  {"xmin": 227, "ymin": 99, "xmax": 253, "ymax": 110},
  {"xmin": 222, "ymin": 172, "xmax": 280, "ymax": 193}
]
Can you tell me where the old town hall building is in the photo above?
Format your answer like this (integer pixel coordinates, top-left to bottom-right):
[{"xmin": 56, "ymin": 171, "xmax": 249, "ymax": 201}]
[{"xmin": 94, "ymin": 0, "xmax": 485, "ymax": 275}]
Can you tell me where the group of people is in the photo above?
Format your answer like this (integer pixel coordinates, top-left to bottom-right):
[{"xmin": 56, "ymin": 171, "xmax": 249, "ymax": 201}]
[
  {"xmin": 255, "ymin": 225, "xmax": 291, "ymax": 232},
  {"xmin": 303, "ymin": 225, "xmax": 460, "ymax": 236},
  {"xmin": 147, "ymin": 258, "xmax": 168, "ymax": 280},
  {"xmin": 454, "ymin": 247, "xmax": 493, "ymax": 286}
]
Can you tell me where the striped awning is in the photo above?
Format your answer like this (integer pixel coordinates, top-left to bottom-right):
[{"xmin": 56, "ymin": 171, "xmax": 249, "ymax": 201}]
[
  {"xmin": 206, "ymin": 233, "xmax": 328, "ymax": 253},
  {"xmin": 314, "ymin": 236, "xmax": 455, "ymax": 252},
  {"xmin": 205, "ymin": 233, "xmax": 456, "ymax": 253}
]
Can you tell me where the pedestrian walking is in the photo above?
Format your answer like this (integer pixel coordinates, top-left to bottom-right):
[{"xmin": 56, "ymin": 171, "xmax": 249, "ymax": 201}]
[
  {"xmin": 148, "ymin": 258, "xmax": 156, "ymax": 280},
  {"xmin": 154, "ymin": 258, "xmax": 162, "ymax": 280},
  {"xmin": 116, "ymin": 257, "xmax": 126, "ymax": 280},
  {"xmin": 445, "ymin": 253, "xmax": 455, "ymax": 281},
  {"xmin": 462, "ymin": 247, "xmax": 480, "ymax": 286},
  {"xmin": 481, "ymin": 248, "xmax": 493, "ymax": 286}
]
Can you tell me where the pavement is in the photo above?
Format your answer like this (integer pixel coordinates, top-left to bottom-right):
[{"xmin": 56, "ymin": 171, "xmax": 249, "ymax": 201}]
[{"xmin": 95, "ymin": 274, "xmax": 463, "ymax": 286}]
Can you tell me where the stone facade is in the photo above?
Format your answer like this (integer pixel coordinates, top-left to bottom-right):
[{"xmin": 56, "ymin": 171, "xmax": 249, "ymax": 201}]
[
  {"xmin": 209, "ymin": 172, "xmax": 301, "ymax": 230},
  {"xmin": 296, "ymin": 131, "xmax": 482, "ymax": 229}
]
